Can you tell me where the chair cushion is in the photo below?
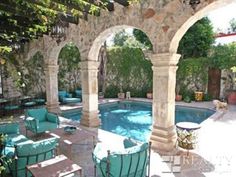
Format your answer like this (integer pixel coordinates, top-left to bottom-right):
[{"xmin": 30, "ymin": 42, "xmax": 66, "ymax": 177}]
[
  {"xmin": 24, "ymin": 101, "xmax": 36, "ymax": 107},
  {"xmin": 4, "ymin": 105, "xmax": 20, "ymax": 110},
  {"xmin": 93, "ymin": 142, "xmax": 149, "ymax": 177},
  {"xmin": 27, "ymin": 108, "xmax": 47, "ymax": 122},
  {"xmin": 7, "ymin": 134, "xmax": 29, "ymax": 145},
  {"xmin": 75, "ymin": 90, "xmax": 82, "ymax": 97},
  {"xmin": 58, "ymin": 91, "xmax": 67, "ymax": 98},
  {"xmin": 37, "ymin": 122, "xmax": 58, "ymax": 133},
  {"xmin": 34, "ymin": 99, "xmax": 45, "ymax": 104},
  {"xmin": 0, "ymin": 122, "xmax": 19, "ymax": 134},
  {"xmin": 63, "ymin": 97, "xmax": 81, "ymax": 103},
  {"xmin": 10, "ymin": 137, "xmax": 58, "ymax": 177}
]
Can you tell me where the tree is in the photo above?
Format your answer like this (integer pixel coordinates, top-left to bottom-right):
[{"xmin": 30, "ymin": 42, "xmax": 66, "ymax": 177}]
[
  {"xmin": 178, "ymin": 17, "xmax": 215, "ymax": 58},
  {"xmin": 133, "ymin": 29, "xmax": 153, "ymax": 50},
  {"xmin": 229, "ymin": 18, "xmax": 236, "ymax": 33},
  {"xmin": 113, "ymin": 30, "xmax": 129, "ymax": 46}
]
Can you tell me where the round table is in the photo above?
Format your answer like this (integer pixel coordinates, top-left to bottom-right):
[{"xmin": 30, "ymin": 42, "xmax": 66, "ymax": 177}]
[{"xmin": 176, "ymin": 122, "xmax": 201, "ymax": 150}]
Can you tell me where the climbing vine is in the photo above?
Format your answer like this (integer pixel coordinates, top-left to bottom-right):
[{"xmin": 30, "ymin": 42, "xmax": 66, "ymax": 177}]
[
  {"xmin": 105, "ymin": 46, "xmax": 152, "ymax": 98},
  {"xmin": 58, "ymin": 42, "xmax": 81, "ymax": 92},
  {"xmin": 176, "ymin": 57, "xmax": 208, "ymax": 98}
]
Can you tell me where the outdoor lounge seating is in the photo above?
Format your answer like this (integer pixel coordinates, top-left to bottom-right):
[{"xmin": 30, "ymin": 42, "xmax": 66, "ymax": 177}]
[
  {"xmin": 0, "ymin": 122, "xmax": 29, "ymax": 146},
  {"xmin": 58, "ymin": 90, "xmax": 81, "ymax": 104},
  {"xmin": 75, "ymin": 89, "xmax": 82, "ymax": 99},
  {"xmin": 24, "ymin": 108, "xmax": 59, "ymax": 136},
  {"xmin": 0, "ymin": 122, "xmax": 58, "ymax": 177},
  {"xmin": 92, "ymin": 139, "xmax": 151, "ymax": 177},
  {"xmin": 5, "ymin": 137, "xmax": 58, "ymax": 177}
]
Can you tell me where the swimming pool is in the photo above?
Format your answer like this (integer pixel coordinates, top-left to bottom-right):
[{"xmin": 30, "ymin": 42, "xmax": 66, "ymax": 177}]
[{"xmin": 62, "ymin": 101, "xmax": 214, "ymax": 142}]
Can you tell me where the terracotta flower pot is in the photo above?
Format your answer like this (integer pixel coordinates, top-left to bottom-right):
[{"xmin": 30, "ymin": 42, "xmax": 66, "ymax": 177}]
[
  {"xmin": 117, "ymin": 92, "xmax": 125, "ymax": 99},
  {"xmin": 175, "ymin": 95, "xmax": 182, "ymax": 101},
  {"xmin": 227, "ymin": 91, "xmax": 236, "ymax": 105},
  {"xmin": 146, "ymin": 93, "xmax": 153, "ymax": 99}
]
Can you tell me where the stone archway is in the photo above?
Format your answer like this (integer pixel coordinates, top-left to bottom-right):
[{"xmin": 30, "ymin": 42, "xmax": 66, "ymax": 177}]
[
  {"xmin": 80, "ymin": 25, "xmax": 154, "ymax": 127},
  {"xmin": 22, "ymin": 0, "xmax": 236, "ymax": 153}
]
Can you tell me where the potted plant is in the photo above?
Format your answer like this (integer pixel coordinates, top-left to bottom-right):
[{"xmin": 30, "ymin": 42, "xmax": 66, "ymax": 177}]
[
  {"xmin": 226, "ymin": 66, "xmax": 236, "ymax": 104},
  {"xmin": 117, "ymin": 87, "xmax": 125, "ymax": 99},
  {"xmin": 98, "ymin": 92, "xmax": 104, "ymax": 99},
  {"xmin": 194, "ymin": 83, "xmax": 204, "ymax": 101},
  {"xmin": 146, "ymin": 90, "xmax": 153, "ymax": 99},
  {"xmin": 175, "ymin": 85, "xmax": 182, "ymax": 101}
]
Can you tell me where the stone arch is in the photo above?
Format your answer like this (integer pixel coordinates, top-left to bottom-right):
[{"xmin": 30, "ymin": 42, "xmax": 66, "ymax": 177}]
[
  {"xmin": 169, "ymin": 0, "xmax": 235, "ymax": 54},
  {"xmin": 26, "ymin": 48, "xmax": 44, "ymax": 62},
  {"xmin": 57, "ymin": 42, "xmax": 81, "ymax": 91},
  {"xmin": 88, "ymin": 25, "xmax": 154, "ymax": 61}
]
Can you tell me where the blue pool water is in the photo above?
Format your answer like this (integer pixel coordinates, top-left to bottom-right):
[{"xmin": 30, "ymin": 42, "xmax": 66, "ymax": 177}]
[{"xmin": 62, "ymin": 101, "xmax": 214, "ymax": 142}]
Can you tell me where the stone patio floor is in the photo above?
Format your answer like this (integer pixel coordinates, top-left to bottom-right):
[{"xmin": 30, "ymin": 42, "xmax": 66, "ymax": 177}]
[{"xmin": 2, "ymin": 99, "xmax": 236, "ymax": 177}]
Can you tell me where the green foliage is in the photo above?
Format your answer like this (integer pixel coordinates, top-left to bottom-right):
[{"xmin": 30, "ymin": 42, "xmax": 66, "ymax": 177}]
[
  {"xmin": 104, "ymin": 85, "xmax": 120, "ymax": 98},
  {"xmin": 58, "ymin": 42, "xmax": 81, "ymax": 91},
  {"xmin": 112, "ymin": 30, "xmax": 150, "ymax": 49},
  {"xmin": 229, "ymin": 18, "xmax": 236, "ymax": 32},
  {"xmin": 177, "ymin": 57, "xmax": 208, "ymax": 93},
  {"xmin": 113, "ymin": 30, "xmax": 129, "ymax": 46},
  {"xmin": 133, "ymin": 29, "xmax": 153, "ymax": 50},
  {"xmin": 178, "ymin": 17, "xmax": 215, "ymax": 58},
  {"xmin": 209, "ymin": 43, "xmax": 236, "ymax": 69},
  {"xmin": 183, "ymin": 96, "xmax": 192, "ymax": 103},
  {"xmin": 106, "ymin": 46, "xmax": 152, "ymax": 97},
  {"xmin": 203, "ymin": 93, "xmax": 213, "ymax": 101}
]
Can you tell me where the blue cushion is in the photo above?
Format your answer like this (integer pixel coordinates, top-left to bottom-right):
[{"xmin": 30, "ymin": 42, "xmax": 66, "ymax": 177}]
[
  {"xmin": 4, "ymin": 105, "xmax": 20, "ymax": 110},
  {"xmin": 0, "ymin": 122, "xmax": 19, "ymax": 134},
  {"xmin": 24, "ymin": 101, "xmax": 36, "ymax": 107},
  {"xmin": 36, "ymin": 122, "xmax": 58, "ymax": 133},
  {"xmin": 9, "ymin": 137, "xmax": 58, "ymax": 177},
  {"xmin": 58, "ymin": 91, "xmax": 67, "ymax": 98},
  {"xmin": 63, "ymin": 97, "xmax": 81, "ymax": 103},
  {"xmin": 27, "ymin": 108, "xmax": 47, "ymax": 122}
]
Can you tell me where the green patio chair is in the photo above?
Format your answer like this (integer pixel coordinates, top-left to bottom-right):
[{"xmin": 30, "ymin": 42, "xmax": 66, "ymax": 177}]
[
  {"xmin": 6, "ymin": 137, "xmax": 58, "ymax": 177},
  {"xmin": 58, "ymin": 90, "xmax": 81, "ymax": 104},
  {"xmin": 24, "ymin": 108, "xmax": 59, "ymax": 136},
  {"xmin": 92, "ymin": 139, "xmax": 151, "ymax": 177}
]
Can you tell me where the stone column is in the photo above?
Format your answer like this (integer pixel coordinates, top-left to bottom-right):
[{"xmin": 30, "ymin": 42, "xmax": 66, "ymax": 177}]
[
  {"xmin": 45, "ymin": 64, "xmax": 60, "ymax": 113},
  {"xmin": 150, "ymin": 53, "xmax": 181, "ymax": 153},
  {"xmin": 80, "ymin": 60, "xmax": 101, "ymax": 127}
]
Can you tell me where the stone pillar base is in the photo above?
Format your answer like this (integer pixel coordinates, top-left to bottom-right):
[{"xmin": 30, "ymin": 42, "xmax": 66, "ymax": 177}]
[
  {"xmin": 46, "ymin": 102, "xmax": 61, "ymax": 114},
  {"xmin": 80, "ymin": 111, "xmax": 101, "ymax": 127},
  {"xmin": 150, "ymin": 125, "xmax": 177, "ymax": 154}
]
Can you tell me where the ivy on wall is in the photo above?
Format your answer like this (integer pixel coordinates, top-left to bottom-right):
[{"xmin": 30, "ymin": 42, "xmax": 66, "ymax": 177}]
[
  {"xmin": 3, "ymin": 52, "xmax": 45, "ymax": 97},
  {"xmin": 176, "ymin": 57, "xmax": 208, "ymax": 98},
  {"xmin": 105, "ymin": 46, "xmax": 152, "ymax": 98},
  {"xmin": 58, "ymin": 42, "xmax": 81, "ymax": 92}
]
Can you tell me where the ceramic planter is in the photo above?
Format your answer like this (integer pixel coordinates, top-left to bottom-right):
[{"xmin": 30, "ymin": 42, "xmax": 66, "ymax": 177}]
[
  {"xmin": 117, "ymin": 92, "xmax": 125, "ymax": 99},
  {"xmin": 146, "ymin": 93, "xmax": 153, "ymax": 99},
  {"xmin": 195, "ymin": 91, "xmax": 203, "ymax": 101}
]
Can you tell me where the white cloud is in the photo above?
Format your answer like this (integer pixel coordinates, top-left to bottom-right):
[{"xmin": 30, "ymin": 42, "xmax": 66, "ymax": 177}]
[{"xmin": 207, "ymin": 2, "xmax": 236, "ymax": 32}]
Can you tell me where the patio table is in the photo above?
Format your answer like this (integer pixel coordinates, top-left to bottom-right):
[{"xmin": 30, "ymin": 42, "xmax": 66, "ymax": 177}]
[
  {"xmin": 47, "ymin": 127, "xmax": 96, "ymax": 160},
  {"xmin": 26, "ymin": 154, "xmax": 82, "ymax": 177}
]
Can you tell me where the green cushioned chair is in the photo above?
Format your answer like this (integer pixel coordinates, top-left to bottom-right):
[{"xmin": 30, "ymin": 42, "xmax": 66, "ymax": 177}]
[
  {"xmin": 0, "ymin": 122, "xmax": 28, "ymax": 146},
  {"xmin": 58, "ymin": 90, "xmax": 81, "ymax": 104},
  {"xmin": 0, "ymin": 122, "xmax": 31, "ymax": 174},
  {"xmin": 24, "ymin": 108, "xmax": 59, "ymax": 136},
  {"xmin": 7, "ymin": 137, "xmax": 58, "ymax": 177},
  {"xmin": 75, "ymin": 89, "xmax": 82, "ymax": 99},
  {"xmin": 92, "ymin": 139, "xmax": 151, "ymax": 177}
]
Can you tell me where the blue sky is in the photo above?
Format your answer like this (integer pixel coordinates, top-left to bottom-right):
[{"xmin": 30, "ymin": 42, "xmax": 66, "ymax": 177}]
[{"xmin": 207, "ymin": 2, "xmax": 236, "ymax": 32}]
